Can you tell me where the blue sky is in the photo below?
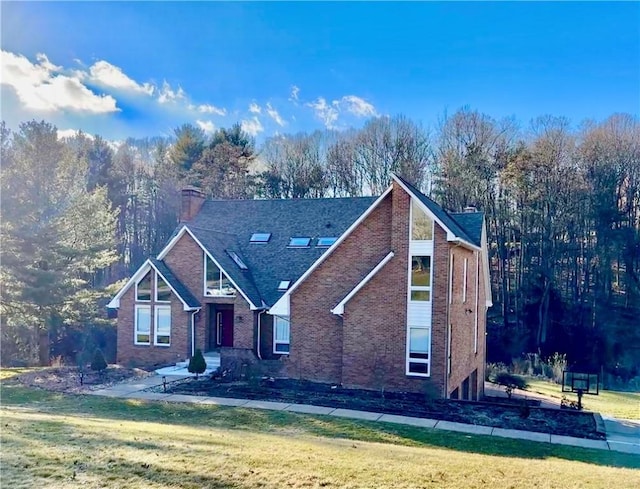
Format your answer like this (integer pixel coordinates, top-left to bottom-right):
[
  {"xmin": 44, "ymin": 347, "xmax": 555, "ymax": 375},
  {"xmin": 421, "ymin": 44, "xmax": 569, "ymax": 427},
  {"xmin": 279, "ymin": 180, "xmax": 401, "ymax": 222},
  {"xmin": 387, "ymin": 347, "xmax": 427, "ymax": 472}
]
[{"xmin": 1, "ymin": 2, "xmax": 638, "ymax": 142}]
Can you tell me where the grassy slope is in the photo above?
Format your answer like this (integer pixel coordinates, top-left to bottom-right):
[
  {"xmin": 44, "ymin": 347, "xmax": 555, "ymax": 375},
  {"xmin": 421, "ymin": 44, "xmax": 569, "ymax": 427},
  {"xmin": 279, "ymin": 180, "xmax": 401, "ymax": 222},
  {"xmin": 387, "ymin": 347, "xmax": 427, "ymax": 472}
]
[
  {"xmin": 1, "ymin": 379, "xmax": 639, "ymax": 489},
  {"xmin": 525, "ymin": 378, "xmax": 640, "ymax": 420}
]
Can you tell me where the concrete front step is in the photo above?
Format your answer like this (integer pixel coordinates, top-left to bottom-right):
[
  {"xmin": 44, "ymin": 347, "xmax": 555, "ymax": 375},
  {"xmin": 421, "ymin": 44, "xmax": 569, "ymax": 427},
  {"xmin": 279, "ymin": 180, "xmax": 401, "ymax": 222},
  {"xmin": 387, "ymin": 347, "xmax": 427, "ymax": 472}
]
[{"xmin": 175, "ymin": 356, "xmax": 220, "ymax": 369}]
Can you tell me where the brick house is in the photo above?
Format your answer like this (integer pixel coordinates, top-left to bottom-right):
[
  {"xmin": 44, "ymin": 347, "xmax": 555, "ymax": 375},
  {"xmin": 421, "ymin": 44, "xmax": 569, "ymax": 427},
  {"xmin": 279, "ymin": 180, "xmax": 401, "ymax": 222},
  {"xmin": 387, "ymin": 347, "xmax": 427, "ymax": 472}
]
[{"xmin": 108, "ymin": 174, "xmax": 492, "ymax": 399}]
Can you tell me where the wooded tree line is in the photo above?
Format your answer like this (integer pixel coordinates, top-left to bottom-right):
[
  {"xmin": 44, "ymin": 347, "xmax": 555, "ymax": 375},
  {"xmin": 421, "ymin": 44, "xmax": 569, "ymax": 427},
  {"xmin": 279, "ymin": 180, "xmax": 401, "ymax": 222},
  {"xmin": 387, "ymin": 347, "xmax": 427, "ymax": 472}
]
[{"xmin": 1, "ymin": 110, "xmax": 638, "ymax": 386}]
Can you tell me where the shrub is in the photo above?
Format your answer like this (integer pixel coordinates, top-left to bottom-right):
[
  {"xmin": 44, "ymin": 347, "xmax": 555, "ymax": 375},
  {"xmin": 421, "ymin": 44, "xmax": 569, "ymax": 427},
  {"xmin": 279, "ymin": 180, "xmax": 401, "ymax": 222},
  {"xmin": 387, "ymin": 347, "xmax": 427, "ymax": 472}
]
[
  {"xmin": 485, "ymin": 362, "xmax": 508, "ymax": 381},
  {"xmin": 90, "ymin": 348, "xmax": 108, "ymax": 372},
  {"xmin": 188, "ymin": 349, "xmax": 207, "ymax": 378},
  {"xmin": 493, "ymin": 372, "xmax": 528, "ymax": 399},
  {"xmin": 547, "ymin": 352, "xmax": 567, "ymax": 384}
]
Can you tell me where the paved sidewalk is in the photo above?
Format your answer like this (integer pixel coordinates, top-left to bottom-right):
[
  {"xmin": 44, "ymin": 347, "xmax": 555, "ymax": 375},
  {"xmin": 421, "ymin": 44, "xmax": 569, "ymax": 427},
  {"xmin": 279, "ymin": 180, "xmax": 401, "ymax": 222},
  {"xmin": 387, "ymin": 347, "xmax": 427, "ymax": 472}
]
[{"xmin": 89, "ymin": 374, "xmax": 639, "ymax": 455}]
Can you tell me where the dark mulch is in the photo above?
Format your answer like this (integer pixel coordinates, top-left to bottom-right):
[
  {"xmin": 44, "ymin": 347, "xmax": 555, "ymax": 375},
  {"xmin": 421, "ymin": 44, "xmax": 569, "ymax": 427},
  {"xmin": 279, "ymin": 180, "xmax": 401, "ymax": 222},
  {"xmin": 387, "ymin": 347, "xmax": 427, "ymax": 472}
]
[
  {"xmin": 154, "ymin": 377, "xmax": 604, "ymax": 440},
  {"xmin": 16, "ymin": 366, "xmax": 152, "ymax": 393}
]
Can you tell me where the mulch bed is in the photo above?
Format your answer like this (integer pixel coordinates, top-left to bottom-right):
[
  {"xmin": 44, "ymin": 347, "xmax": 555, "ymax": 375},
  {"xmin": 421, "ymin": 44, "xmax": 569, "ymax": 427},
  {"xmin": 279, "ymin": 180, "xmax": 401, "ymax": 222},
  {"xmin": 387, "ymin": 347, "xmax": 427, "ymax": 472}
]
[
  {"xmin": 155, "ymin": 377, "xmax": 604, "ymax": 440},
  {"xmin": 15, "ymin": 366, "xmax": 152, "ymax": 393}
]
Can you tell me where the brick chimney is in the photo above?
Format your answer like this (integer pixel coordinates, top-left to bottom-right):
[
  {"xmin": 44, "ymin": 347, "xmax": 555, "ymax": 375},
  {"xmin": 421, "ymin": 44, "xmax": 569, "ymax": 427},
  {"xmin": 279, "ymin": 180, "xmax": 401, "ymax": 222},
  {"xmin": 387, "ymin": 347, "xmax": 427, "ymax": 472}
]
[{"xmin": 181, "ymin": 186, "xmax": 205, "ymax": 222}]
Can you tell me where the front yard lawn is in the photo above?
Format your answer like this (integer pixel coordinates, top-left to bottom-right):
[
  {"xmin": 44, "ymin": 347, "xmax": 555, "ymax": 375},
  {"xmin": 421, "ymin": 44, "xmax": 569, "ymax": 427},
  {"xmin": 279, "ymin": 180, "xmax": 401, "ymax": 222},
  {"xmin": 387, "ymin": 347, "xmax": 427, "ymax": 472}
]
[
  {"xmin": 1, "ymin": 379, "xmax": 639, "ymax": 489},
  {"xmin": 525, "ymin": 378, "xmax": 640, "ymax": 420}
]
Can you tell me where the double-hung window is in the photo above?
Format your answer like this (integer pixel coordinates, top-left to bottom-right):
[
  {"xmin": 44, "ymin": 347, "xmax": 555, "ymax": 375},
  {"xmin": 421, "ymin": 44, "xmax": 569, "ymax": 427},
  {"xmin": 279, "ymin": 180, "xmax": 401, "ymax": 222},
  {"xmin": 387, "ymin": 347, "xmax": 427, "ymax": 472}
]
[
  {"xmin": 154, "ymin": 306, "xmax": 171, "ymax": 346},
  {"xmin": 273, "ymin": 316, "xmax": 290, "ymax": 354},
  {"xmin": 135, "ymin": 305, "xmax": 151, "ymax": 345}
]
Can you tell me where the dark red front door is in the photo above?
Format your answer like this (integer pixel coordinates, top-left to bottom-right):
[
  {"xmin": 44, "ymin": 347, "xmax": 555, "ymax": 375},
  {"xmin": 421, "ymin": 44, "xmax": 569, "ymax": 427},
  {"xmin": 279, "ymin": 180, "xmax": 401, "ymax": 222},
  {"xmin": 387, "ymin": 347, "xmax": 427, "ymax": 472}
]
[{"xmin": 215, "ymin": 308, "xmax": 234, "ymax": 347}]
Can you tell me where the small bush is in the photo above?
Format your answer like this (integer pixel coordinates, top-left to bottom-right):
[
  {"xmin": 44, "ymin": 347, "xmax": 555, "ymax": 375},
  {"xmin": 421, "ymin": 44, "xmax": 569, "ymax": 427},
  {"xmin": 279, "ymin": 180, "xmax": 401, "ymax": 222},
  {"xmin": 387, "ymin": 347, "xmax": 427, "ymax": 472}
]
[
  {"xmin": 485, "ymin": 362, "xmax": 508, "ymax": 381},
  {"xmin": 90, "ymin": 348, "xmax": 108, "ymax": 372},
  {"xmin": 493, "ymin": 372, "xmax": 528, "ymax": 399},
  {"xmin": 188, "ymin": 349, "xmax": 207, "ymax": 378}
]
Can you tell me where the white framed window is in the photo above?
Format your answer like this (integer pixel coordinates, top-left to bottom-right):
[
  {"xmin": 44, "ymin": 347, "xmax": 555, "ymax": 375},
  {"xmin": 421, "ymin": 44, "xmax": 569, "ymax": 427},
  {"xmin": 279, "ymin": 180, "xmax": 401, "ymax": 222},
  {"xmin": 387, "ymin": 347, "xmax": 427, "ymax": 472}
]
[
  {"xmin": 136, "ymin": 270, "xmax": 152, "ymax": 302},
  {"xmin": 449, "ymin": 253, "xmax": 454, "ymax": 304},
  {"xmin": 204, "ymin": 253, "xmax": 235, "ymax": 296},
  {"xmin": 406, "ymin": 326, "xmax": 430, "ymax": 376},
  {"xmin": 410, "ymin": 256, "xmax": 432, "ymax": 302},
  {"xmin": 155, "ymin": 274, "xmax": 171, "ymax": 302},
  {"xmin": 273, "ymin": 316, "xmax": 290, "ymax": 354},
  {"xmin": 134, "ymin": 305, "xmax": 151, "ymax": 345},
  {"xmin": 411, "ymin": 200, "xmax": 433, "ymax": 240},
  {"xmin": 154, "ymin": 306, "xmax": 171, "ymax": 346},
  {"xmin": 463, "ymin": 258, "xmax": 468, "ymax": 303}
]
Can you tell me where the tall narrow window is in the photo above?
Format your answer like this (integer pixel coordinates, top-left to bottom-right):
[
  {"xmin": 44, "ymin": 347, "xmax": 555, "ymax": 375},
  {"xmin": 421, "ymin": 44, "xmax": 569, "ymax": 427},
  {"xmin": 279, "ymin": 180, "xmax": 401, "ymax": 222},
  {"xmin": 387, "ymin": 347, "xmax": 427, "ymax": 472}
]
[
  {"xmin": 154, "ymin": 306, "xmax": 171, "ymax": 345},
  {"xmin": 447, "ymin": 323, "xmax": 453, "ymax": 375},
  {"xmin": 156, "ymin": 274, "xmax": 171, "ymax": 302},
  {"xmin": 136, "ymin": 271, "xmax": 152, "ymax": 301},
  {"xmin": 463, "ymin": 258, "xmax": 468, "ymax": 303},
  {"xmin": 274, "ymin": 316, "xmax": 290, "ymax": 354},
  {"xmin": 407, "ymin": 326, "xmax": 430, "ymax": 375},
  {"xmin": 205, "ymin": 254, "xmax": 235, "ymax": 296},
  {"xmin": 449, "ymin": 253, "xmax": 454, "ymax": 304},
  {"xmin": 410, "ymin": 256, "xmax": 431, "ymax": 301},
  {"xmin": 411, "ymin": 200, "xmax": 433, "ymax": 240},
  {"xmin": 135, "ymin": 305, "xmax": 151, "ymax": 345}
]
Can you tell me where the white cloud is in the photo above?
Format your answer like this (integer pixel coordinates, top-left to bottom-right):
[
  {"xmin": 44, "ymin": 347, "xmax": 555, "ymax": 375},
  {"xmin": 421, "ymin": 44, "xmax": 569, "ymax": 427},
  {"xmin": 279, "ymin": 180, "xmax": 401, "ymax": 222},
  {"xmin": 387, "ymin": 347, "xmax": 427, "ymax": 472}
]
[
  {"xmin": 197, "ymin": 104, "xmax": 226, "ymax": 116},
  {"xmin": 340, "ymin": 95, "xmax": 377, "ymax": 117},
  {"xmin": 265, "ymin": 102, "xmax": 285, "ymax": 126},
  {"xmin": 290, "ymin": 85, "xmax": 300, "ymax": 102},
  {"xmin": 306, "ymin": 94, "xmax": 377, "ymax": 128},
  {"xmin": 306, "ymin": 97, "xmax": 339, "ymax": 129},
  {"xmin": 88, "ymin": 60, "xmax": 154, "ymax": 95},
  {"xmin": 57, "ymin": 128, "xmax": 94, "ymax": 140},
  {"xmin": 249, "ymin": 102, "xmax": 261, "ymax": 114},
  {"xmin": 0, "ymin": 50, "xmax": 118, "ymax": 113},
  {"xmin": 196, "ymin": 119, "xmax": 216, "ymax": 134},
  {"xmin": 157, "ymin": 80, "xmax": 186, "ymax": 104},
  {"xmin": 241, "ymin": 116, "xmax": 264, "ymax": 136}
]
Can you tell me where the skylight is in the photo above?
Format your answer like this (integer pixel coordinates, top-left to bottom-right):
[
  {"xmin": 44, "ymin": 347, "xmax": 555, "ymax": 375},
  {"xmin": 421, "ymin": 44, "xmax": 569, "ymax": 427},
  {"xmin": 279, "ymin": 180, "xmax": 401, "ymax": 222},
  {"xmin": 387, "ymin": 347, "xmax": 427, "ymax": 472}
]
[
  {"xmin": 278, "ymin": 280, "xmax": 291, "ymax": 291},
  {"xmin": 226, "ymin": 250, "xmax": 248, "ymax": 270},
  {"xmin": 317, "ymin": 237, "xmax": 338, "ymax": 247},
  {"xmin": 288, "ymin": 237, "xmax": 311, "ymax": 248},
  {"xmin": 250, "ymin": 233, "xmax": 271, "ymax": 243}
]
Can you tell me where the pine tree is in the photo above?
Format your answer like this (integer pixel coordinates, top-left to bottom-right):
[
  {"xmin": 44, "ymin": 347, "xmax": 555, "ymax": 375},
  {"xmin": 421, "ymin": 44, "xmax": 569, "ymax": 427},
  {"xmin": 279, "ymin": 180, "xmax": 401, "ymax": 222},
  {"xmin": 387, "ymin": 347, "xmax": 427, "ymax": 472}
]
[{"xmin": 188, "ymin": 349, "xmax": 207, "ymax": 378}]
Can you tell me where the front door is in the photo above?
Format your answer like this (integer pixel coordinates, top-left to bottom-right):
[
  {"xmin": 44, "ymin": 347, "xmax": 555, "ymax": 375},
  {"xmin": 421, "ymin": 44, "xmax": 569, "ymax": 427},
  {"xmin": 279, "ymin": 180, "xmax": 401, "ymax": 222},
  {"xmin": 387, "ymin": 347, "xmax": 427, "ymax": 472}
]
[{"xmin": 213, "ymin": 306, "xmax": 234, "ymax": 348}]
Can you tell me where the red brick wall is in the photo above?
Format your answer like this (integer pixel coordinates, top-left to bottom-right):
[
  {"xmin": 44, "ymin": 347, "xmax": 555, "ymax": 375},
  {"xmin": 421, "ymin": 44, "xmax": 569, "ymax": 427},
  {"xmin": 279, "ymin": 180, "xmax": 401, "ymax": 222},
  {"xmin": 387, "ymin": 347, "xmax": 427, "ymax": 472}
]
[
  {"xmin": 445, "ymin": 238, "xmax": 487, "ymax": 400},
  {"xmin": 117, "ymin": 232, "xmax": 256, "ymax": 367},
  {"xmin": 162, "ymin": 232, "xmax": 255, "ymax": 353},
  {"xmin": 286, "ymin": 193, "xmax": 394, "ymax": 384},
  {"xmin": 341, "ymin": 184, "xmax": 444, "ymax": 395},
  {"xmin": 116, "ymin": 268, "xmax": 191, "ymax": 368}
]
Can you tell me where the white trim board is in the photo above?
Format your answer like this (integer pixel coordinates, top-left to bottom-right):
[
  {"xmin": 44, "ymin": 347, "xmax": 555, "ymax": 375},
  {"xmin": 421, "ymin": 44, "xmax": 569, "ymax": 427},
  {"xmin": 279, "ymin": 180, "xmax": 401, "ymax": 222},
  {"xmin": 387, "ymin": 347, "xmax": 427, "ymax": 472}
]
[
  {"xmin": 331, "ymin": 252, "xmax": 395, "ymax": 315},
  {"xmin": 269, "ymin": 186, "xmax": 393, "ymax": 316},
  {"xmin": 107, "ymin": 258, "xmax": 199, "ymax": 311}
]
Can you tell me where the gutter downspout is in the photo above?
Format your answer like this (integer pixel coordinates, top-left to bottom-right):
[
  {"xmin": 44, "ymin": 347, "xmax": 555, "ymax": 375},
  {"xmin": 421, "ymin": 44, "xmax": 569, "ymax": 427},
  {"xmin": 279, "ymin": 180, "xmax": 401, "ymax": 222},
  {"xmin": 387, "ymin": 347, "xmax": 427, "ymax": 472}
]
[
  {"xmin": 191, "ymin": 308, "xmax": 201, "ymax": 357},
  {"xmin": 256, "ymin": 310, "xmax": 265, "ymax": 360}
]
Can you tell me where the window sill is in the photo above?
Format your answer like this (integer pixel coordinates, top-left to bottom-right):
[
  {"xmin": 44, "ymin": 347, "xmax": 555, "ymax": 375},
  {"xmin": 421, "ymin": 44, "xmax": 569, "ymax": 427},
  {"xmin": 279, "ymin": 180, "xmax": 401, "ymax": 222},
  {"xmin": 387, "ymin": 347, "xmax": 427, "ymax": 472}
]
[
  {"xmin": 154, "ymin": 344, "xmax": 171, "ymax": 347},
  {"xmin": 134, "ymin": 343, "xmax": 151, "ymax": 347},
  {"xmin": 406, "ymin": 372, "xmax": 430, "ymax": 378}
]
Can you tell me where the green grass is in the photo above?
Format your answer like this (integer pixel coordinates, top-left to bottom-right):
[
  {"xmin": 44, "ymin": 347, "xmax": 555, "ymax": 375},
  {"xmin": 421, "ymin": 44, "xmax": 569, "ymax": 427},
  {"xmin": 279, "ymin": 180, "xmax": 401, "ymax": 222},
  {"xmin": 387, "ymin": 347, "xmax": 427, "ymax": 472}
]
[
  {"xmin": 1, "ymin": 380, "xmax": 639, "ymax": 489},
  {"xmin": 525, "ymin": 378, "xmax": 640, "ymax": 420}
]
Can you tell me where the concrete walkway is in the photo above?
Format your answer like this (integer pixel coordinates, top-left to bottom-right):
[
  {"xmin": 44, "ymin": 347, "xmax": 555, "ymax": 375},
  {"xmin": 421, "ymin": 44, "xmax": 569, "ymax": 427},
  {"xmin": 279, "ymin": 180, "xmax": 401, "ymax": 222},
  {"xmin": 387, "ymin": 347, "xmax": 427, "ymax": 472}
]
[{"xmin": 89, "ymin": 374, "xmax": 639, "ymax": 455}]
